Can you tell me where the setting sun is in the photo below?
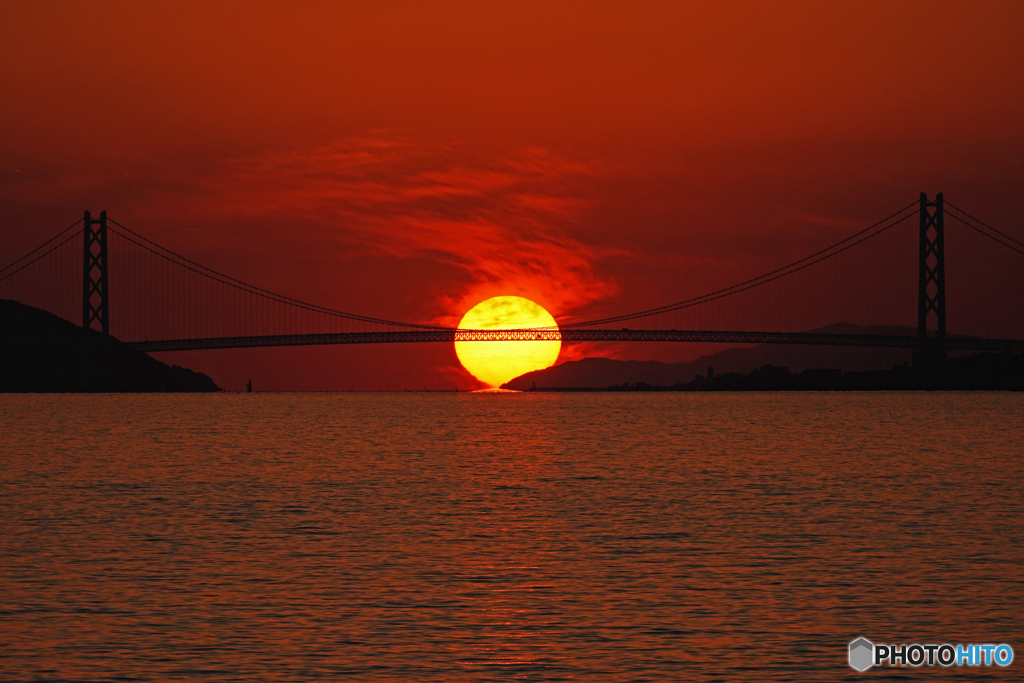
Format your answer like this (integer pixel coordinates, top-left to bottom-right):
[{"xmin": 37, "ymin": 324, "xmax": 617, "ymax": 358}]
[{"xmin": 455, "ymin": 296, "xmax": 561, "ymax": 387}]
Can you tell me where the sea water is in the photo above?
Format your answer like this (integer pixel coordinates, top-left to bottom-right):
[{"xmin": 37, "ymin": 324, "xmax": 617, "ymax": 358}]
[{"xmin": 1, "ymin": 392, "xmax": 1022, "ymax": 681}]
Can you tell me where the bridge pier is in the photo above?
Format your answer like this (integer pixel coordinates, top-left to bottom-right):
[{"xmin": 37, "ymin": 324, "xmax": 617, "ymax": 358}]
[
  {"xmin": 915, "ymin": 193, "xmax": 946, "ymax": 371},
  {"xmin": 82, "ymin": 210, "xmax": 109, "ymax": 334}
]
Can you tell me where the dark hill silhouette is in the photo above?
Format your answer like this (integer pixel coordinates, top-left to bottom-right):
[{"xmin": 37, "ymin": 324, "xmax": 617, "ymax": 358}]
[
  {"xmin": 1, "ymin": 300, "xmax": 219, "ymax": 392},
  {"xmin": 504, "ymin": 323, "xmax": 918, "ymax": 390}
]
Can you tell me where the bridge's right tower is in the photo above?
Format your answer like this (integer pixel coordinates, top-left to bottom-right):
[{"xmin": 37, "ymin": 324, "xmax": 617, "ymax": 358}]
[{"xmin": 915, "ymin": 192, "xmax": 946, "ymax": 369}]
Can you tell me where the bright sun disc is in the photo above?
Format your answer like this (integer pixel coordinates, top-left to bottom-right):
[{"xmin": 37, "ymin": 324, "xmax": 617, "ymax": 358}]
[{"xmin": 456, "ymin": 296, "xmax": 561, "ymax": 387}]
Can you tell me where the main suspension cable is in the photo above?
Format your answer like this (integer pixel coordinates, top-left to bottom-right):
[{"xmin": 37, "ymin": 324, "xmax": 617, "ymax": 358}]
[
  {"xmin": 106, "ymin": 218, "xmax": 448, "ymax": 330},
  {"xmin": 946, "ymin": 202, "xmax": 1024, "ymax": 249},
  {"xmin": 0, "ymin": 228, "xmax": 84, "ymax": 284},
  {"xmin": 946, "ymin": 213, "xmax": 1024, "ymax": 257},
  {"xmin": 563, "ymin": 202, "xmax": 919, "ymax": 328},
  {"xmin": 0, "ymin": 218, "xmax": 84, "ymax": 275}
]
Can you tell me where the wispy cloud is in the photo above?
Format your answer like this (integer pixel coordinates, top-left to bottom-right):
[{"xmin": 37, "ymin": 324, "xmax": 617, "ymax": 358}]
[{"xmin": 207, "ymin": 135, "xmax": 625, "ymax": 325}]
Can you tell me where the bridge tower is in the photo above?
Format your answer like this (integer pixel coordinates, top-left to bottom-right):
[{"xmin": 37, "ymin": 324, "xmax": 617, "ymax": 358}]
[
  {"xmin": 915, "ymin": 193, "xmax": 946, "ymax": 369},
  {"xmin": 82, "ymin": 210, "xmax": 109, "ymax": 334}
]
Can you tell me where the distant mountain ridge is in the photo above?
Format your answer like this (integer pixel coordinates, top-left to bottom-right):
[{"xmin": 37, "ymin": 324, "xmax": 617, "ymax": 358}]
[
  {"xmin": 504, "ymin": 323, "xmax": 917, "ymax": 390},
  {"xmin": 1, "ymin": 299, "xmax": 219, "ymax": 392}
]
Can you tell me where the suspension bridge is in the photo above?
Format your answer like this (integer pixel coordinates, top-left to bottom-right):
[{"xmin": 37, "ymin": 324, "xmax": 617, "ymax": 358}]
[{"xmin": 2, "ymin": 193, "xmax": 1023, "ymax": 368}]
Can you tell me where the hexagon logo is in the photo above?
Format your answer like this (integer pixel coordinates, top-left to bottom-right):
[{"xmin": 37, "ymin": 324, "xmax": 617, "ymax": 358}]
[{"xmin": 849, "ymin": 637, "xmax": 874, "ymax": 671}]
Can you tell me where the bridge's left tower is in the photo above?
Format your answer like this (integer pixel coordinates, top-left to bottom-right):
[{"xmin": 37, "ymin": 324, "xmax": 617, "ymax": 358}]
[{"xmin": 82, "ymin": 210, "xmax": 109, "ymax": 334}]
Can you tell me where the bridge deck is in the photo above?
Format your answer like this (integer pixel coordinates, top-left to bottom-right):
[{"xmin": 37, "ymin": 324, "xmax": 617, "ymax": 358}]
[{"xmin": 128, "ymin": 329, "xmax": 1024, "ymax": 353}]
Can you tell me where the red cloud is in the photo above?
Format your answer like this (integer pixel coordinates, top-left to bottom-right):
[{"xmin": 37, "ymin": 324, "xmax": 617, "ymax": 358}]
[{"xmin": 206, "ymin": 135, "xmax": 625, "ymax": 326}]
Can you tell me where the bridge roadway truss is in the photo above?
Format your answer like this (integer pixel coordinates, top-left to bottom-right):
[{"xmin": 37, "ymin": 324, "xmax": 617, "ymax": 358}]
[{"xmin": 128, "ymin": 329, "xmax": 1024, "ymax": 353}]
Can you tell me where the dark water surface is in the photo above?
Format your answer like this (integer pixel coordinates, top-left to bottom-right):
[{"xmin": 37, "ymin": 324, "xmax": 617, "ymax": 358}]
[{"xmin": 1, "ymin": 393, "xmax": 1022, "ymax": 681}]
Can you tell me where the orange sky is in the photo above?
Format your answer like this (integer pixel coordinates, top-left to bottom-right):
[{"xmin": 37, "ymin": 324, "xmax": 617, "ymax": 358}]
[{"xmin": 2, "ymin": 1, "xmax": 1023, "ymax": 390}]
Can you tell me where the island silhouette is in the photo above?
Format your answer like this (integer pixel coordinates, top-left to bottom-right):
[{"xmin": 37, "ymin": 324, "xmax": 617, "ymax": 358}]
[{"xmin": 0, "ymin": 300, "xmax": 219, "ymax": 392}]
